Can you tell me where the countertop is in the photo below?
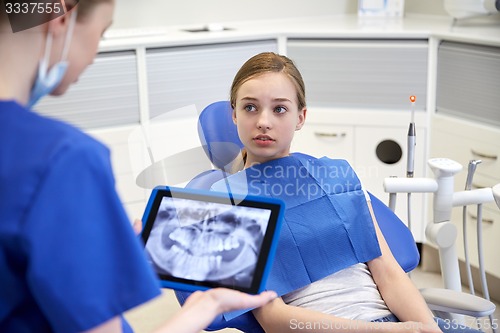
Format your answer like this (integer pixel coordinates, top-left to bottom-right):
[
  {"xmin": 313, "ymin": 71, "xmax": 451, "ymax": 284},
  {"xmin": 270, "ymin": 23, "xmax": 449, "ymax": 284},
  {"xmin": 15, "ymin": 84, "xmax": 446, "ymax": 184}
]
[{"xmin": 99, "ymin": 14, "xmax": 500, "ymax": 52}]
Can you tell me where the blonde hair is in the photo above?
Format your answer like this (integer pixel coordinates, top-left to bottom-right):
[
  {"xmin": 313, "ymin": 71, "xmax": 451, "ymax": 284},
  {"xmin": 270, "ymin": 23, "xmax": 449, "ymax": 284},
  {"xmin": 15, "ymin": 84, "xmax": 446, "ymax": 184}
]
[{"xmin": 229, "ymin": 52, "xmax": 307, "ymax": 172}]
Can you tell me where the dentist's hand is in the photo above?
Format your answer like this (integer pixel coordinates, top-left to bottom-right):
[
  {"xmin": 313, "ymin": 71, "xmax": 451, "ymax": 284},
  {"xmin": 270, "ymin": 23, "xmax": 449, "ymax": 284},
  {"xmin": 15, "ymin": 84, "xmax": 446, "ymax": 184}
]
[
  {"xmin": 185, "ymin": 288, "xmax": 278, "ymax": 315},
  {"xmin": 133, "ymin": 219, "xmax": 143, "ymax": 235},
  {"xmin": 155, "ymin": 289, "xmax": 277, "ymax": 333}
]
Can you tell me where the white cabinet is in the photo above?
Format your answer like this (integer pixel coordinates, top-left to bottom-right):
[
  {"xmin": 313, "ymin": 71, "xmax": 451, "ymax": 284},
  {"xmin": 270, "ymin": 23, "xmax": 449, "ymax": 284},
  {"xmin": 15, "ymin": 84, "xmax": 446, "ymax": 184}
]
[
  {"xmin": 430, "ymin": 115, "xmax": 500, "ymax": 279},
  {"xmin": 292, "ymin": 124, "xmax": 354, "ymax": 162}
]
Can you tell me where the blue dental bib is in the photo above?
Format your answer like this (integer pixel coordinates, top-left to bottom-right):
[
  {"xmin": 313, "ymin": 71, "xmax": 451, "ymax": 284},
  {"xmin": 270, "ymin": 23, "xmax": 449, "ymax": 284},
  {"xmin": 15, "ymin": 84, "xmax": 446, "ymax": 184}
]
[{"xmin": 212, "ymin": 154, "xmax": 382, "ymax": 320}]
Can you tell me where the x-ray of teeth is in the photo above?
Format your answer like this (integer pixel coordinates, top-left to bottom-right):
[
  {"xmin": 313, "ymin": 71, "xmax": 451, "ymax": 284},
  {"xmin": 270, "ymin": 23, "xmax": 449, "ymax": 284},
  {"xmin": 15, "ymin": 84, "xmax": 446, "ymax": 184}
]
[{"xmin": 146, "ymin": 196, "xmax": 271, "ymax": 288}]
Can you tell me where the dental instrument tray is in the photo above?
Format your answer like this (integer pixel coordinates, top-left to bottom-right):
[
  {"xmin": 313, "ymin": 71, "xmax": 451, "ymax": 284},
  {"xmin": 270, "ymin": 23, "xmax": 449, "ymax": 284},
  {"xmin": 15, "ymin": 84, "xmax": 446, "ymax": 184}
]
[{"xmin": 141, "ymin": 186, "xmax": 284, "ymax": 294}]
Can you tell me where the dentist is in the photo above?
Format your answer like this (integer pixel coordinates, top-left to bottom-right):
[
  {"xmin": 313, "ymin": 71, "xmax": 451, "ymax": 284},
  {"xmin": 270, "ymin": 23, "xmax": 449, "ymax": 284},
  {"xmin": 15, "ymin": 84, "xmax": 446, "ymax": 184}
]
[{"xmin": 0, "ymin": 2, "xmax": 276, "ymax": 332}]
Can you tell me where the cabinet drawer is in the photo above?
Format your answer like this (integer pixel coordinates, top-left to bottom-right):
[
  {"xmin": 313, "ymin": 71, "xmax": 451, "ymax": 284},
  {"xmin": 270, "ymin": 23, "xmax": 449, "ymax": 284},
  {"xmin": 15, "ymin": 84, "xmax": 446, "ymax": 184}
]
[
  {"xmin": 436, "ymin": 41, "xmax": 500, "ymax": 127},
  {"xmin": 431, "ymin": 130, "xmax": 491, "ymax": 186},
  {"xmin": 146, "ymin": 40, "xmax": 278, "ymax": 119},
  {"xmin": 467, "ymin": 144, "xmax": 500, "ymax": 182},
  {"xmin": 431, "ymin": 116, "xmax": 500, "ymax": 185},
  {"xmin": 36, "ymin": 51, "xmax": 140, "ymax": 129},
  {"xmin": 287, "ymin": 39, "xmax": 428, "ymax": 110},
  {"xmin": 291, "ymin": 124, "xmax": 354, "ymax": 160}
]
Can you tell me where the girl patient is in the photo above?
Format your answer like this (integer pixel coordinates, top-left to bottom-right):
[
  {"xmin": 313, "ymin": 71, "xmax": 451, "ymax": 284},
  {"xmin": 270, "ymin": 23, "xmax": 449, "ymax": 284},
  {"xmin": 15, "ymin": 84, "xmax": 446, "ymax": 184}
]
[{"xmin": 213, "ymin": 52, "xmax": 482, "ymax": 333}]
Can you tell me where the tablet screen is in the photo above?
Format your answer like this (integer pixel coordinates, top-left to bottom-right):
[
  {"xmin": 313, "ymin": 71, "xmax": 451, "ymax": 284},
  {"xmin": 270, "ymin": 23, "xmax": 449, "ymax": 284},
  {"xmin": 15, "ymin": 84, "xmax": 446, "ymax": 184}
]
[{"xmin": 141, "ymin": 186, "xmax": 284, "ymax": 294}]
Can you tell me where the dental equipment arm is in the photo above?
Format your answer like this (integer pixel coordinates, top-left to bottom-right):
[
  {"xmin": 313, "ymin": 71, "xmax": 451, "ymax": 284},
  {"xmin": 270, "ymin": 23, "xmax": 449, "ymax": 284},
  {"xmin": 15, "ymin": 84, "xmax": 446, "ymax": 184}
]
[
  {"xmin": 383, "ymin": 158, "xmax": 498, "ymax": 321},
  {"xmin": 419, "ymin": 288, "xmax": 495, "ymax": 318},
  {"xmin": 453, "ymin": 182, "xmax": 500, "ymax": 333},
  {"xmin": 384, "ymin": 177, "xmax": 438, "ymax": 212},
  {"xmin": 437, "ymin": 182, "xmax": 500, "ymax": 331}
]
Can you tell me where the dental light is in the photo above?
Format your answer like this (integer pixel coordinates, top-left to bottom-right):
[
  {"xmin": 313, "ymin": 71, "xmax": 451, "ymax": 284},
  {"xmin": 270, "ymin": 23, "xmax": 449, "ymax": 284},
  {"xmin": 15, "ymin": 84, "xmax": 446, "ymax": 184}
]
[{"xmin": 444, "ymin": 0, "xmax": 500, "ymax": 19}]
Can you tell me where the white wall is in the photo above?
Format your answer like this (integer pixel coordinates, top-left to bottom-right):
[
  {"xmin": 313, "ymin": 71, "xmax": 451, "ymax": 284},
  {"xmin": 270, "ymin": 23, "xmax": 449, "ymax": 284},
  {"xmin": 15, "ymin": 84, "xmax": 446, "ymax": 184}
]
[
  {"xmin": 112, "ymin": 0, "xmax": 358, "ymax": 29},
  {"xmin": 405, "ymin": 0, "xmax": 448, "ymax": 16},
  {"xmin": 111, "ymin": 0, "xmax": 458, "ymax": 29},
  {"xmin": 111, "ymin": 0, "xmax": 356, "ymax": 29}
]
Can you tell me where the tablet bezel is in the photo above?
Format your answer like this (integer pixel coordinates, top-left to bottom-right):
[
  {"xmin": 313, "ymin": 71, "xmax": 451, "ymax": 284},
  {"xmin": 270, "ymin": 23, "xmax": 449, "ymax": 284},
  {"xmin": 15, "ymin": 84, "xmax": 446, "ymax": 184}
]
[{"xmin": 141, "ymin": 186, "xmax": 284, "ymax": 294}]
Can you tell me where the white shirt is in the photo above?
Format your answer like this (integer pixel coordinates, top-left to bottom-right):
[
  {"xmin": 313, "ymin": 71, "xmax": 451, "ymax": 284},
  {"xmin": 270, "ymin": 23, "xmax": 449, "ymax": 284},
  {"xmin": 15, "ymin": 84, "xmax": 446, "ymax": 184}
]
[{"xmin": 282, "ymin": 263, "xmax": 392, "ymax": 321}]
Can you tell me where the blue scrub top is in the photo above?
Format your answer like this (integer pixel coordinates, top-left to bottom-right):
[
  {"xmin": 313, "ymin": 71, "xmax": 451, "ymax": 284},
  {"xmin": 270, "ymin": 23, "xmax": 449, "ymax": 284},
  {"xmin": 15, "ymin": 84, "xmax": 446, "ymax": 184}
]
[{"xmin": 0, "ymin": 101, "xmax": 161, "ymax": 332}]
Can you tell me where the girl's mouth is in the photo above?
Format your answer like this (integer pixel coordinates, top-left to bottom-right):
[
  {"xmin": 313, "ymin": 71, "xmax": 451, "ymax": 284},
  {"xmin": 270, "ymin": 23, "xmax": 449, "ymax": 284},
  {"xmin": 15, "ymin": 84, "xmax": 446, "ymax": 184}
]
[{"xmin": 253, "ymin": 135, "xmax": 275, "ymax": 146}]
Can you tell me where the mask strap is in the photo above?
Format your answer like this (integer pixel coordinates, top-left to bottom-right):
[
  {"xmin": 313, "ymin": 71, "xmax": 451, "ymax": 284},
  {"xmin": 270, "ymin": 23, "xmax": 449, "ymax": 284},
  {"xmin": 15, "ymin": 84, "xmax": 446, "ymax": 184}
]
[
  {"xmin": 60, "ymin": 8, "xmax": 77, "ymax": 61},
  {"xmin": 42, "ymin": 29, "xmax": 53, "ymax": 68},
  {"xmin": 42, "ymin": 8, "xmax": 77, "ymax": 67}
]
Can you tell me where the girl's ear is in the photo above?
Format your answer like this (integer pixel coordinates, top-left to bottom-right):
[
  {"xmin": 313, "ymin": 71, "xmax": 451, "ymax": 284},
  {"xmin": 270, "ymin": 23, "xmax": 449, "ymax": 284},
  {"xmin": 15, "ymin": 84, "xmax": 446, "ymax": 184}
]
[
  {"xmin": 295, "ymin": 107, "xmax": 307, "ymax": 131},
  {"xmin": 232, "ymin": 109, "xmax": 237, "ymax": 125}
]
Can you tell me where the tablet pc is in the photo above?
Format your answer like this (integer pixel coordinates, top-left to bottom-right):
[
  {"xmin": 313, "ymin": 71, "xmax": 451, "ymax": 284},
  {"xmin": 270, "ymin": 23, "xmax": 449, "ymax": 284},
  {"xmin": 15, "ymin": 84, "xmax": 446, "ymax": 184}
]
[{"xmin": 141, "ymin": 186, "xmax": 284, "ymax": 294}]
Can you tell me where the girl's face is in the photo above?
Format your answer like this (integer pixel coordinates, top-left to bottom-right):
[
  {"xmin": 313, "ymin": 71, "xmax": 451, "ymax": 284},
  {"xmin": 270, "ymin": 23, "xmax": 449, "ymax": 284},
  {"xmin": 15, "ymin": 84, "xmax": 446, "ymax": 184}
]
[
  {"xmin": 52, "ymin": 2, "xmax": 114, "ymax": 95},
  {"xmin": 233, "ymin": 72, "xmax": 306, "ymax": 167}
]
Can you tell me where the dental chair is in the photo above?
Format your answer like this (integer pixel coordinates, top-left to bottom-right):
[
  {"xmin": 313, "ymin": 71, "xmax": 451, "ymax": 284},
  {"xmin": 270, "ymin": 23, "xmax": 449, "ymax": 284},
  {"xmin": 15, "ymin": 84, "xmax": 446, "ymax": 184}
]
[{"xmin": 174, "ymin": 101, "xmax": 495, "ymax": 332}]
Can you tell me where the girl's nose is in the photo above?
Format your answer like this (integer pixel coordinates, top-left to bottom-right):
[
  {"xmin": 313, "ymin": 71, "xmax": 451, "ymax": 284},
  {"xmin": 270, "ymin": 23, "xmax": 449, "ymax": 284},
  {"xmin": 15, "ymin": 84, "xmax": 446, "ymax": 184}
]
[{"xmin": 257, "ymin": 110, "xmax": 272, "ymax": 130}]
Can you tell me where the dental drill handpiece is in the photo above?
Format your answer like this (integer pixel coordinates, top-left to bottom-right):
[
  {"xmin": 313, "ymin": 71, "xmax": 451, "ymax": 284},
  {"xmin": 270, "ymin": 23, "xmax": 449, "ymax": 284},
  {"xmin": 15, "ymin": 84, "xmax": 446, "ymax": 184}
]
[
  {"xmin": 463, "ymin": 160, "xmax": 482, "ymax": 297},
  {"xmin": 407, "ymin": 95, "xmax": 416, "ymax": 178},
  {"xmin": 465, "ymin": 160, "xmax": 482, "ymax": 191}
]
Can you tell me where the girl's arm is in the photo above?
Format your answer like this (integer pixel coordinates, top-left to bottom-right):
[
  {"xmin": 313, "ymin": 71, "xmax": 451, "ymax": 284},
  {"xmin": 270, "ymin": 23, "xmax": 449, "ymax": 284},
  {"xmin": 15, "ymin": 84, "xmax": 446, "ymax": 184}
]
[
  {"xmin": 253, "ymin": 296, "xmax": 438, "ymax": 333},
  {"xmin": 365, "ymin": 202, "xmax": 441, "ymax": 332},
  {"xmin": 252, "ymin": 200, "xmax": 443, "ymax": 333}
]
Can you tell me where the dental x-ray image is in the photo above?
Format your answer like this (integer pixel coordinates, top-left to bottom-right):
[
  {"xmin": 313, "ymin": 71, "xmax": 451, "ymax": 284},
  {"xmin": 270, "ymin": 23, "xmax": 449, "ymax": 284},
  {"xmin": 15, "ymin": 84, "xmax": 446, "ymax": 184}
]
[{"xmin": 145, "ymin": 196, "xmax": 271, "ymax": 289}]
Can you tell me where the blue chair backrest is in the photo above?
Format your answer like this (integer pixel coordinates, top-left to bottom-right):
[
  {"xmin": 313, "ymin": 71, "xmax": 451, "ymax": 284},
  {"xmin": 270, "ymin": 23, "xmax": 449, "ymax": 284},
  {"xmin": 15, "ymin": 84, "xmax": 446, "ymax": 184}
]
[
  {"xmin": 174, "ymin": 101, "xmax": 420, "ymax": 332},
  {"xmin": 198, "ymin": 101, "xmax": 244, "ymax": 170}
]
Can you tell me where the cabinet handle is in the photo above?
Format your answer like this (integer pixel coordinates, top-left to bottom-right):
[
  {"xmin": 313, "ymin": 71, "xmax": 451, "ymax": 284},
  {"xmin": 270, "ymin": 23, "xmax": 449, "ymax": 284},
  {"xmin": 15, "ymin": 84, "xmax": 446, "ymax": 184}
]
[
  {"xmin": 470, "ymin": 149, "xmax": 498, "ymax": 161},
  {"xmin": 314, "ymin": 132, "xmax": 347, "ymax": 138},
  {"xmin": 467, "ymin": 211, "xmax": 494, "ymax": 224}
]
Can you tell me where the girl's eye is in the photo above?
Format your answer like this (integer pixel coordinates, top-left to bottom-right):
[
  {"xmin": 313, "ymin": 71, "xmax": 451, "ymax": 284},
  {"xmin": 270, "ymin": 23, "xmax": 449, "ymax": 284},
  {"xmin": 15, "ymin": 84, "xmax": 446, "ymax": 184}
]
[
  {"xmin": 274, "ymin": 106, "xmax": 287, "ymax": 114},
  {"xmin": 244, "ymin": 105, "xmax": 257, "ymax": 112}
]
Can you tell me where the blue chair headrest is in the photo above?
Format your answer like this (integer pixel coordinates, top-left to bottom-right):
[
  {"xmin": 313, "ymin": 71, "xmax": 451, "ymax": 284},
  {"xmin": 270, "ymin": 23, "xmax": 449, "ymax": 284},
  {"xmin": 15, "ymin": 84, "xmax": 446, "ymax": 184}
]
[{"xmin": 198, "ymin": 101, "xmax": 244, "ymax": 170}]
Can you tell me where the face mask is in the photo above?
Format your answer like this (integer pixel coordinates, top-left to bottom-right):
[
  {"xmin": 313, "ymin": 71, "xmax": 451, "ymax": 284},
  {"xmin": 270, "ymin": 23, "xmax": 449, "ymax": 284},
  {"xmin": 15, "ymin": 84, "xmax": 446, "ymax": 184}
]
[{"xmin": 27, "ymin": 10, "xmax": 77, "ymax": 108}]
